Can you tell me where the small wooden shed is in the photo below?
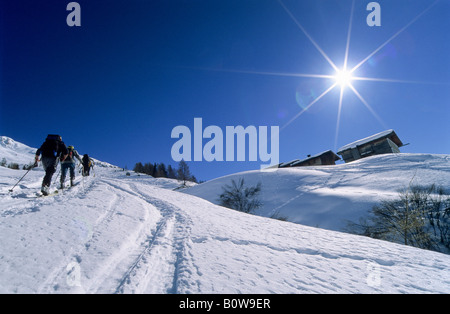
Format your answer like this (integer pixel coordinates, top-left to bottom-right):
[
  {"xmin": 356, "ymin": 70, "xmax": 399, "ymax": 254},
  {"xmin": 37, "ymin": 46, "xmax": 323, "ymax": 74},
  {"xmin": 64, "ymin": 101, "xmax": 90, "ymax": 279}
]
[{"xmin": 337, "ymin": 129, "xmax": 403, "ymax": 163}]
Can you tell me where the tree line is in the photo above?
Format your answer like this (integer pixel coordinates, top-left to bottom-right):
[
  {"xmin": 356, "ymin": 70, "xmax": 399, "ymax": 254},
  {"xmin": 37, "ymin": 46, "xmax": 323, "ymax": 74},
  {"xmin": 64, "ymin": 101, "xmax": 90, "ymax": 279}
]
[{"xmin": 133, "ymin": 160, "xmax": 198, "ymax": 184}]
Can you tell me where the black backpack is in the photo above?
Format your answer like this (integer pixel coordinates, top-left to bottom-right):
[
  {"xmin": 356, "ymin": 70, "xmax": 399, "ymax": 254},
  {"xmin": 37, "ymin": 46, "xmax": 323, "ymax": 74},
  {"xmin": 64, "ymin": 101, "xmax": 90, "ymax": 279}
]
[
  {"xmin": 82, "ymin": 154, "xmax": 90, "ymax": 165},
  {"xmin": 41, "ymin": 134, "xmax": 63, "ymax": 158},
  {"xmin": 46, "ymin": 134, "xmax": 61, "ymax": 141}
]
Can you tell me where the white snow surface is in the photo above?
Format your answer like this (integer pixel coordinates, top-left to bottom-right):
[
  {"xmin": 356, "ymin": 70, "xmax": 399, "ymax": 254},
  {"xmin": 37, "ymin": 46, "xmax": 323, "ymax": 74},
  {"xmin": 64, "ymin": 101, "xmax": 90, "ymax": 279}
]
[
  {"xmin": 1, "ymin": 136, "xmax": 449, "ymax": 294},
  {"xmin": 185, "ymin": 153, "xmax": 450, "ymax": 232}
]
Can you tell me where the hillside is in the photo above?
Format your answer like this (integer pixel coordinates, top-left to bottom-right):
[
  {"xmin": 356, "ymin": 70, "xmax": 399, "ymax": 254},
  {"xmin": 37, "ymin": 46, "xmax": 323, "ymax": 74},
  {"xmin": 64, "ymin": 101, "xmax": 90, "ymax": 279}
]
[
  {"xmin": 1, "ymin": 136, "xmax": 449, "ymax": 294},
  {"xmin": 185, "ymin": 153, "xmax": 450, "ymax": 232},
  {"xmin": 0, "ymin": 136, "xmax": 37, "ymax": 168}
]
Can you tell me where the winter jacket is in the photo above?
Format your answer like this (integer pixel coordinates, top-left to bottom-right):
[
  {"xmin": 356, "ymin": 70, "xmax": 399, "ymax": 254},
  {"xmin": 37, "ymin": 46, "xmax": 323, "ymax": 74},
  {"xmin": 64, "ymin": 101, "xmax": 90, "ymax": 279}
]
[{"xmin": 62, "ymin": 148, "xmax": 82, "ymax": 164}]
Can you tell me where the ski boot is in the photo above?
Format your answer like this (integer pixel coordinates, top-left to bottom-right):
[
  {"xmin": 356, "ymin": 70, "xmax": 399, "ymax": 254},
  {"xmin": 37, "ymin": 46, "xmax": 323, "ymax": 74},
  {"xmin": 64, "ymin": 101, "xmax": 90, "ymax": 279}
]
[{"xmin": 41, "ymin": 185, "xmax": 49, "ymax": 196}]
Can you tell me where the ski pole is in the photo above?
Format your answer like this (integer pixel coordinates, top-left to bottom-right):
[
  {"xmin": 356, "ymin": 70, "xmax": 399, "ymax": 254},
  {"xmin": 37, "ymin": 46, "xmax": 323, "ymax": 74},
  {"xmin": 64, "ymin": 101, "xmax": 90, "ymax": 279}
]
[
  {"xmin": 82, "ymin": 172, "xmax": 85, "ymax": 190},
  {"xmin": 9, "ymin": 162, "xmax": 37, "ymax": 192},
  {"xmin": 55, "ymin": 159, "xmax": 61, "ymax": 188}
]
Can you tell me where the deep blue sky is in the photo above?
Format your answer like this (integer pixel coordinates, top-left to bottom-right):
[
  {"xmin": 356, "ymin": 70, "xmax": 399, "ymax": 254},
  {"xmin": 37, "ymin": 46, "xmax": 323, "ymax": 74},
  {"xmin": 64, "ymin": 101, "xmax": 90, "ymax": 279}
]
[{"xmin": 1, "ymin": 0, "xmax": 449, "ymax": 181}]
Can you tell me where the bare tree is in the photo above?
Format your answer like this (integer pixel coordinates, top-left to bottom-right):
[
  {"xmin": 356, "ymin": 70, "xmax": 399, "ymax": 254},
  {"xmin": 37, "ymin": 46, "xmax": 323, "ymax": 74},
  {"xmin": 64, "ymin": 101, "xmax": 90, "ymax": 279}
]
[
  {"xmin": 177, "ymin": 160, "xmax": 192, "ymax": 186},
  {"xmin": 370, "ymin": 189, "xmax": 430, "ymax": 248},
  {"xmin": 219, "ymin": 178, "xmax": 262, "ymax": 213},
  {"xmin": 350, "ymin": 184, "xmax": 450, "ymax": 253}
]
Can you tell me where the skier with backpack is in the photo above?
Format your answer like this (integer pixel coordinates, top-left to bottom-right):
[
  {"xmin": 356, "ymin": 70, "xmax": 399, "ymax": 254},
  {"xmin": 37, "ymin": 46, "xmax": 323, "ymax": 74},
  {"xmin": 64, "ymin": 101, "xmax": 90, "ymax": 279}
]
[
  {"xmin": 82, "ymin": 154, "xmax": 94, "ymax": 177},
  {"xmin": 35, "ymin": 134, "xmax": 68, "ymax": 195},
  {"xmin": 60, "ymin": 145, "xmax": 82, "ymax": 188}
]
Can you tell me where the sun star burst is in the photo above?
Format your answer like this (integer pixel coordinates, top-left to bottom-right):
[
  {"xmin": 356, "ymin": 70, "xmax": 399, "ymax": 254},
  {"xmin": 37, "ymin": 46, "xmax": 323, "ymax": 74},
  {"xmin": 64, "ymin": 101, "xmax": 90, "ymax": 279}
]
[
  {"xmin": 191, "ymin": 0, "xmax": 442, "ymax": 150},
  {"xmin": 334, "ymin": 69, "xmax": 353, "ymax": 89},
  {"xmin": 275, "ymin": 0, "xmax": 440, "ymax": 149}
]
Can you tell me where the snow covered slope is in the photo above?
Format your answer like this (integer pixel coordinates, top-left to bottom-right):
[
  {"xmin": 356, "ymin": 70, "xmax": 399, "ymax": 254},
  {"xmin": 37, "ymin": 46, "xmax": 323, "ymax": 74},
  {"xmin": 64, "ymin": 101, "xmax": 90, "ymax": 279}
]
[
  {"xmin": 1, "ymin": 137, "xmax": 450, "ymax": 294},
  {"xmin": 185, "ymin": 153, "xmax": 450, "ymax": 232},
  {"xmin": 0, "ymin": 136, "xmax": 37, "ymax": 168}
]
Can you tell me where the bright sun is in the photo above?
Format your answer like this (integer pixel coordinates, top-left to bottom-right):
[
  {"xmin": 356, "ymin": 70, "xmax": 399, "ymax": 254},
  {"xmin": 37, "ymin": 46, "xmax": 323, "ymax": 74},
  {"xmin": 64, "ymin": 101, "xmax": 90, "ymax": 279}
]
[
  {"xmin": 208, "ymin": 0, "xmax": 437, "ymax": 149},
  {"xmin": 334, "ymin": 69, "xmax": 353, "ymax": 88}
]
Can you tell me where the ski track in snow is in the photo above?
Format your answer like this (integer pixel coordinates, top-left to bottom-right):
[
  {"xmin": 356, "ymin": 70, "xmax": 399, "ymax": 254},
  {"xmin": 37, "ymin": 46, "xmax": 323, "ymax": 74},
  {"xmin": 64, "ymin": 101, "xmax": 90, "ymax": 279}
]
[
  {"xmin": 0, "ymin": 165, "xmax": 200, "ymax": 294},
  {"xmin": 102, "ymin": 179, "xmax": 193, "ymax": 294},
  {"xmin": 29, "ymin": 177, "xmax": 192, "ymax": 294}
]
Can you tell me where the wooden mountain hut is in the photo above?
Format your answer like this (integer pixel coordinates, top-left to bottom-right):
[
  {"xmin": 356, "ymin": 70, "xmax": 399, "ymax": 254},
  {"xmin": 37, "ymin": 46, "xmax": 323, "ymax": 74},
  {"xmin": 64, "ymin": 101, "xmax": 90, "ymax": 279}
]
[
  {"xmin": 337, "ymin": 129, "xmax": 404, "ymax": 163},
  {"xmin": 276, "ymin": 150, "xmax": 340, "ymax": 168}
]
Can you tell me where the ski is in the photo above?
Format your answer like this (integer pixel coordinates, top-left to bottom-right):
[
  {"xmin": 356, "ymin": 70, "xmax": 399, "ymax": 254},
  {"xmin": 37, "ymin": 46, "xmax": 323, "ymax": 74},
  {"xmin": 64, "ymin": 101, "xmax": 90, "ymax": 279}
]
[
  {"xmin": 60, "ymin": 182, "xmax": 79, "ymax": 190},
  {"xmin": 32, "ymin": 180, "xmax": 78, "ymax": 198},
  {"xmin": 37, "ymin": 190, "xmax": 59, "ymax": 197}
]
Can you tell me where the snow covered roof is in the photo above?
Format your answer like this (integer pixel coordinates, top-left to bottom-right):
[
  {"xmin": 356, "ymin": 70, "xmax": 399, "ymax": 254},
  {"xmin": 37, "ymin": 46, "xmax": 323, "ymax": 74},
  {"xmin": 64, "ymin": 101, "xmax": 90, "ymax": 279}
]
[
  {"xmin": 337, "ymin": 130, "xmax": 403, "ymax": 153},
  {"xmin": 278, "ymin": 159, "xmax": 300, "ymax": 168},
  {"xmin": 291, "ymin": 150, "xmax": 340, "ymax": 166}
]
